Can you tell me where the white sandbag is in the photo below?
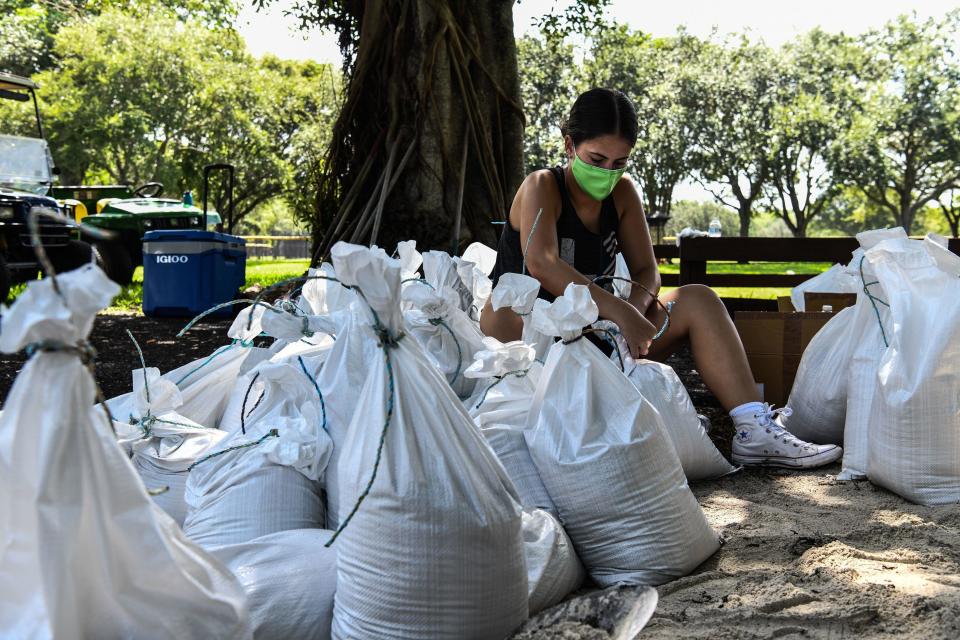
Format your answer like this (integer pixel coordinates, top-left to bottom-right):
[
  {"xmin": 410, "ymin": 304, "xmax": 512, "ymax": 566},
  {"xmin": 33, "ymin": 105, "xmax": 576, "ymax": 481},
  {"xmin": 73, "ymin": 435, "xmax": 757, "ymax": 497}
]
[
  {"xmin": 840, "ymin": 227, "xmax": 909, "ymax": 480},
  {"xmin": 219, "ymin": 292, "xmax": 344, "ymax": 433},
  {"xmin": 465, "ymin": 337, "xmax": 557, "ymax": 516},
  {"xmin": 422, "ymin": 249, "xmax": 474, "ymax": 313},
  {"xmin": 781, "ymin": 305, "xmax": 856, "ymax": 445},
  {"xmin": 403, "ymin": 283, "xmax": 486, "ymax": 398},
  {"xmin": 865, "ymin": 239, "xmax": 960, "ymax": 505},
  {"xmin": 211, "ymin": 529, "xmax": 338, "ymax": 640},
  {"xmin": 790, "ymin": 262, "xmax": 859, "ymax": 311},
  {"xmin": 125, "ymin": 367, "xmax": 229, "ymax": 525},
  {"xmin": 104, "ymin": 339, "xmax": 253, "ymax": 430},
  {"xmin": 461, "ymin": 241, "xmax": 497, "ymax": 276},
  {"xmin": 613, "ymin": 252, "xmax": 632, "ymax": 298},
  {"xmin": 491, "ymin": 271, "xmax": 555, "ymax": 361},
  {"xmin": 525, "ymin": 283, "xmax": 720, "ymax": 587},
  {"xmin": 316, "ymin": 303, "xmax": 379, "ymax": 530},
  {"xmin": 613, "ymin": 351, "xmax": 736, "ymax": 480},
  {"xmin": 397, "ymin": 240, "xmax": 425, "ymax": 313},
  {"xmin": 523, "ymin": 509, "xmax": 586, "ymax": 615},
  {"xmin": 302, "ymin": 262, "xmax": 358, "ymax": 316},
  {"xmin": 328, "ymin": 242, "xmax": 527, "ymax": 639},
  {"xmin": 162, "ymin": 342, "xmax": 254, "ymax": 428},
  {"xmin": 455, "ymin": 255, "xmax": 492, "ymax": 319},
  {"xmin": 0, "ymin": 264, "xmax": 251, "ymax": 640},
  {"xmin": 184, "ymin": 361, "xmax": 331, "ymax": 548}
]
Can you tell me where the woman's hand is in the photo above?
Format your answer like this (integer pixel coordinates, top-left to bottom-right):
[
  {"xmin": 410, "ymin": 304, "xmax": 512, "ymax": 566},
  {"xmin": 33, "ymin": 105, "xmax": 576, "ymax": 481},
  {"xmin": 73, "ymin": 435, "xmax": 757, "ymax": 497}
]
[{"xmin": 611, "ymin": 300, "xmax": 658, "ymax": 358}]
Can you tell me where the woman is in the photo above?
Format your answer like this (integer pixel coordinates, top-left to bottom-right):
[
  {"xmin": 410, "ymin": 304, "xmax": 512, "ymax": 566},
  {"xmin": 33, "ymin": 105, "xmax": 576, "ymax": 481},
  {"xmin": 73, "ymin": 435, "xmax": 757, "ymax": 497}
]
[{"xmin": 481, "ymin": 88, "xmax": 840, "ymax": 469}]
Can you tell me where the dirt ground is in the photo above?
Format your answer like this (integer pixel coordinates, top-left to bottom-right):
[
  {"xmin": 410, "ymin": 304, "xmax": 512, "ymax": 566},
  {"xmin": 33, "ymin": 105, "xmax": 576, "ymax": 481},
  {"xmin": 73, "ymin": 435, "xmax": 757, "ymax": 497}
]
[
  {"xmin": 0, "ymin": 311, "xmax": 236, "ymax": 403},
  {"xmin": 2, "ymin": 312, "xmax": 957, "ymax": 640}
]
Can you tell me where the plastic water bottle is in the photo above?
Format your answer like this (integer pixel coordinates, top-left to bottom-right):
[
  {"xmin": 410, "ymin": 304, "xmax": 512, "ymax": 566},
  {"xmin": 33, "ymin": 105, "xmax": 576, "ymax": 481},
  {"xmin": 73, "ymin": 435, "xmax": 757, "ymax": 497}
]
[{"xmin": 708, "ymin": 218, "xmax": 722, "ymax": 237}]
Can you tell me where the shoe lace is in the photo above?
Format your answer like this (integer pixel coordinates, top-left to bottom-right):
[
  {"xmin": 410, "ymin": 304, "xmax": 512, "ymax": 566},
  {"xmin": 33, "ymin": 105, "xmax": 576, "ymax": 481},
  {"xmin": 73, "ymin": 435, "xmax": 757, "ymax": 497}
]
[{"xmin": 755, "ymin": 405, "xmax": 810, "ymax": 449}]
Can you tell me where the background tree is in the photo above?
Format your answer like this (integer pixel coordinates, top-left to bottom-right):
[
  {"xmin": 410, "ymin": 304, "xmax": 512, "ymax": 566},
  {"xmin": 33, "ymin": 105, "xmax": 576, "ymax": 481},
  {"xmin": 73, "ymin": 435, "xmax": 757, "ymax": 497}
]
[
  {"xmin": 831, "ymin": 12, "xmax": 960, "ymax": 233},
  {"xmin": 938, "ymin": 187, "xmax": 960, "ymax": 237},
  {"xmin": 516, "ymin": 33, "xmax": 577, "ymax": 172},
  {"xmin": 25, "ymin": 9, "xmax": 336, "ymax": 229},
  {"xmin": 688, "ymin": 37, "xmax": 779, "ymax": 236},
  {"xmin": 584, "ymin": 26, "xmax": 702, "ymax": 221},
  {"xmin": 189, "ymin": 56, "xmax": 340, "ymax": 230},
  {"xmin": 764, "ymin": 30, "xmax": 866, "ymax": 237}
]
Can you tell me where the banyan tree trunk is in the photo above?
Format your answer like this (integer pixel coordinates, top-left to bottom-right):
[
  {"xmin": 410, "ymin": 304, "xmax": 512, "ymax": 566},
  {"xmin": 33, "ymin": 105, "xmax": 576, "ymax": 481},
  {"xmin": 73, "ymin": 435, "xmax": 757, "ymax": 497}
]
[{"xmin": 313, "ymin": 0, "xmax": 525, "ymax": 259}]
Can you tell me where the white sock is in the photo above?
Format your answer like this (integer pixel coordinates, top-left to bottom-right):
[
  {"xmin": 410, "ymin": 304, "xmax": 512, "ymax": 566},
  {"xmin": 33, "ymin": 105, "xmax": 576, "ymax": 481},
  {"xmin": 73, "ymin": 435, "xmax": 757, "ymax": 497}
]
[{"xmin": 729, "ymin": 401, "xmax": 766, "ymax": 421}]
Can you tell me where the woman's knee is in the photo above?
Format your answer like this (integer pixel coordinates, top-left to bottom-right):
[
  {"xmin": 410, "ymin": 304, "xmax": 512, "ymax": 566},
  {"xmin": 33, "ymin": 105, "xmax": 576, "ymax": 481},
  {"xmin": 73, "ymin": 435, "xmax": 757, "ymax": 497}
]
[
  {"xmin": 678, "ymin": 284, "xmax": 720, "ymax": 302},
  {"xmin": 479, "ymin": 302, "xmax": 523, "ymax": 342}
]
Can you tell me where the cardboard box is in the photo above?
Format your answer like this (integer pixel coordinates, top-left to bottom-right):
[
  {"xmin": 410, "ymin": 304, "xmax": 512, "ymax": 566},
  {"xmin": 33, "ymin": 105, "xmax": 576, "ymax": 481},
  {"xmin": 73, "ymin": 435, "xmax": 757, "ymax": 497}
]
[
  {"xmin": 803, "ymin": 291, "xmax": 856, "ymax": 313},
  {"xmin": 777, "ymin": 296, "xmax": 796, "ymax": 312},
  {"xmin": 777, "ymin": 292, "xmax": 857, "ymax": 313},
  {"xmin": 734, "ymin": 311, "xmax": 835, "ymax": 407}
]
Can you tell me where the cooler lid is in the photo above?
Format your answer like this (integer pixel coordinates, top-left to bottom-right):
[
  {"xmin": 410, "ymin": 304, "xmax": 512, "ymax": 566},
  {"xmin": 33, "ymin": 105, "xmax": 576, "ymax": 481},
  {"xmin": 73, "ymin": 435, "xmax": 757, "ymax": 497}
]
[{"xmin": 143, "ymin": 230, "xmax": 246, "ymax": 244}]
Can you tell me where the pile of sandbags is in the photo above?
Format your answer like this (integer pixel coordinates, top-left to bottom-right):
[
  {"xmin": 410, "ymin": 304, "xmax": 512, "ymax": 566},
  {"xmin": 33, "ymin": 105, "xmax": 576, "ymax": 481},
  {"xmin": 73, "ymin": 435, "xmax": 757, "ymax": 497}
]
[
  {"xmin": 1, "ymin": 238, "xmax": 755, "ymax": 638},
  {"xmin": 782, "ymin": 228, "xmax": 960, "ymax": 505}
]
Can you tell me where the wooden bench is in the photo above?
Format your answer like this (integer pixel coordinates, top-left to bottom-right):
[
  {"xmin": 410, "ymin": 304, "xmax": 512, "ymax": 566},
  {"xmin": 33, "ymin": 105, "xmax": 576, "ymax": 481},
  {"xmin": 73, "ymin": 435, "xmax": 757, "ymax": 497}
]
[{"xmin": 652, "ymin": 236, "xmax": 960, "ymax": 311}]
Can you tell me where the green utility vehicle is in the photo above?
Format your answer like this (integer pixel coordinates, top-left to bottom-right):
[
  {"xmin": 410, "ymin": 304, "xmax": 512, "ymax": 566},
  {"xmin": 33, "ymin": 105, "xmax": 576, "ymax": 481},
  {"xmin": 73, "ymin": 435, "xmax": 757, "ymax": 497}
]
[
  {"xmin": 0, "ymin": 72, "xmax": 93, "ymax": 300},
  {"xmin": 70, "ymin": 180, "xmax": 223, "ymax": 285}
]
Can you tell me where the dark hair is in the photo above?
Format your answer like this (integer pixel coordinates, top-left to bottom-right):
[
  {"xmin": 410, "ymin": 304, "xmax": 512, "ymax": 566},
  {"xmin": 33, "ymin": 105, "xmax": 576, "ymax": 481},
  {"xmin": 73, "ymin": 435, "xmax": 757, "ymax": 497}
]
[{"xmin": 560, "ymin": 88, "xmax": 638, "ymax": 147}]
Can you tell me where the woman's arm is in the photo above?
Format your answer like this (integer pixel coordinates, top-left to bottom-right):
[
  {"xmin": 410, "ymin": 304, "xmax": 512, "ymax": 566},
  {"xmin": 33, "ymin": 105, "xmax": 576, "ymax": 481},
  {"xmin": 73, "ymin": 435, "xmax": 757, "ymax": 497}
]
[
  {"xmin": 517, "ymin": 172, "xmax": 657, "ymax": 356},
  {"xmin": 613, "ymin": 177, "xmax": 661, "ymax": 315}
]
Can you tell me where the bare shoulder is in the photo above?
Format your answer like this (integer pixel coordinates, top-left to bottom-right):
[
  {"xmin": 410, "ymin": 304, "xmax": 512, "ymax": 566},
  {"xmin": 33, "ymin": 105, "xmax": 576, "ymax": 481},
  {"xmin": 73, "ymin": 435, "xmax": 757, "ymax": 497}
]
[
  {"xmin": 520, "ymin": 169, "xmax": 560, "ymax": 200},
  {"xmin": 510, "ymin": 169, "xmax": 562, "ymax": 226},
  {"xmin": 612, "ymin": 174, "xmax": 644, "ymax": 217}
]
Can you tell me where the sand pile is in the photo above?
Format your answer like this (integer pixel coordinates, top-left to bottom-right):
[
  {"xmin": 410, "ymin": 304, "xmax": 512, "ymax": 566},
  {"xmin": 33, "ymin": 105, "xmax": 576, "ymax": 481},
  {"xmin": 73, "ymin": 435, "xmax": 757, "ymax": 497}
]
[{"xmin": 645, "ymin": 464, "xmax": 960, "ymax": 639}]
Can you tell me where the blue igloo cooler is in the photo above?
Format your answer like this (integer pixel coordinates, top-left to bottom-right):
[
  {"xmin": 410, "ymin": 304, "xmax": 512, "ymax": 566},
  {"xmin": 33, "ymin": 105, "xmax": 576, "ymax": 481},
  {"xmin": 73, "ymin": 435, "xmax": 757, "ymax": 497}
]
[{"xmin": 142, "ymin": 230, "xmax": 246, "ymax": 317}]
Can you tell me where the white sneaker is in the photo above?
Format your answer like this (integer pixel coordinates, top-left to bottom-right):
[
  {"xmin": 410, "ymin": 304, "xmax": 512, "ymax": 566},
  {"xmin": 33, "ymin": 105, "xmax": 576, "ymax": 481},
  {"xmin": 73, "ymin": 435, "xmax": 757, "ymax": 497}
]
[{"xmin": 730, "ymin": 405, "xmax": 842, "ymax": 469}]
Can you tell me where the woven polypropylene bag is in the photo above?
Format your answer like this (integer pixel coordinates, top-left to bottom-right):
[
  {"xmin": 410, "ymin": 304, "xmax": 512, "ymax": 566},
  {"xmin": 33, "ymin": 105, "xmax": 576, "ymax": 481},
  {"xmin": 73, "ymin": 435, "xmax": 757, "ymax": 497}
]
[
  {"xmin": 328, "ymin": 242, "xmax": 527, "ymax": 640},
  {"xmin": 403, "ymin": 283, "xmax": 486, "ymax": 398},
  {"xmin": 523, "ymin": 508, "xmax": 585, "ymax": 615},
  {"xmin": 121, "ymin": 368, "xmax": 229, "ymax": 525},
  {"xmin": 184, "ymin": 362, "xmax": 330, "ymax": 548},
  {"xmin": 526, "ymin": 284, "xmax": 720, "ymax": 587},
  {"xmin": 615, "ymin": 352, "xmax": 735, "ymax": 481},
  {"xmin": 0, "ymin": 264, "xmax": 251, "ymax": 640},
  {"xmin": 465, "ymin": 337, "xmax": 557, "ymax": 516},
  {"xmin": 211, "ymin": 529, "xmax": 338, "ymax": 640},
  {"xmin": 790, "ymin": 263, "xmax": 859, "ymax": 311},
  {"xmin": 782, "ymin": 306, "xmax": 856, "ymax": 446},
  {"xmin": 839, "ymin": 228, "xmax": 909, "ymax": 480},
  {"xmin": 865, "ymin": 238, "xmax": 960, "ymax": 505}
]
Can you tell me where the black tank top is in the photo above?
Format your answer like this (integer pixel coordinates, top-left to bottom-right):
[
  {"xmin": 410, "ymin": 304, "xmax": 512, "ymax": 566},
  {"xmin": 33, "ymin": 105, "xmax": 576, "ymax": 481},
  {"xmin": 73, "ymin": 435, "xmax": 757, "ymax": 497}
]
[{"xmin": 490, "ymin": 166, "xmax": 620, "ymax": 302}]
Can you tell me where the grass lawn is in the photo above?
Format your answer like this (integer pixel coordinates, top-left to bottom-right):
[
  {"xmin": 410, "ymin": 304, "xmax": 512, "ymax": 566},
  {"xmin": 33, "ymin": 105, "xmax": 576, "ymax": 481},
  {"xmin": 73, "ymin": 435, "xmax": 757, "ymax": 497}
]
[{"xmin": 658, "ymin": 260, "xmax": 832, "ymax": 300}]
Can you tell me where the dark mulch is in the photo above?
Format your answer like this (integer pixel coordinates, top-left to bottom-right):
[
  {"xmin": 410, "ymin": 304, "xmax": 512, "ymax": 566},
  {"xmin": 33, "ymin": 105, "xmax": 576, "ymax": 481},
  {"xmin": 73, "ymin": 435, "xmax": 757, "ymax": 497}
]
[
  {"xmin": 0, "ymin": 313, "xmax": 735, "ymax": 455},
  {"xmin": 0, "ymin": 313, "xmax": 233, "ymax": 406}
]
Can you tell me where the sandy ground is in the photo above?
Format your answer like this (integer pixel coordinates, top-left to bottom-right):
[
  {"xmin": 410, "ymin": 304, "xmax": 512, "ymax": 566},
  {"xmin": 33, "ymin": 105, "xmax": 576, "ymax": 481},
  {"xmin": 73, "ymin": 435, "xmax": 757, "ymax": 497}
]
[{"xmin": 642, "ymin": 465, "xmax": 960, "ymax": 639}]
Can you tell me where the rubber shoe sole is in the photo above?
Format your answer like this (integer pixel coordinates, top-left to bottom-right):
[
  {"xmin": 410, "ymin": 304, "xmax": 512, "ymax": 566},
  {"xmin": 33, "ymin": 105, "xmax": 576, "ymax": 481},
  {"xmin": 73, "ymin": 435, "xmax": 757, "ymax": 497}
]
[{"xmin": 731, "ymin": 445, "xmax": 842, "ymax": 469}]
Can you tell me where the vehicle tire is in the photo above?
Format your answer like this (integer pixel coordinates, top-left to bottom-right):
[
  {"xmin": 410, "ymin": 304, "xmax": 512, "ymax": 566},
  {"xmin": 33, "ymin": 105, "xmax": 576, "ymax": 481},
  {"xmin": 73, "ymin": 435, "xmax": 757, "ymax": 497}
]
[
  {"xmin": 0, "ymin": 254, "xmax": 10, "ymax": 303},
  {"xmin": 93, "ymin": 240, "xmax": 135, "ymax": 286},
  {"xmin": 48, "ymin": 239, "xmax": 94, "ymax": 274}
]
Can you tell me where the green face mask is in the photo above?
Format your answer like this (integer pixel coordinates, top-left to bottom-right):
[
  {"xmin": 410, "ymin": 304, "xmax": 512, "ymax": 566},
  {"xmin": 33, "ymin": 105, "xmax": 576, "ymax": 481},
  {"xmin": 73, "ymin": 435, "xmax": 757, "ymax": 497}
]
[{"xmin": 571, "ymin": 148, "xmax": 627, "ymax": 201}]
